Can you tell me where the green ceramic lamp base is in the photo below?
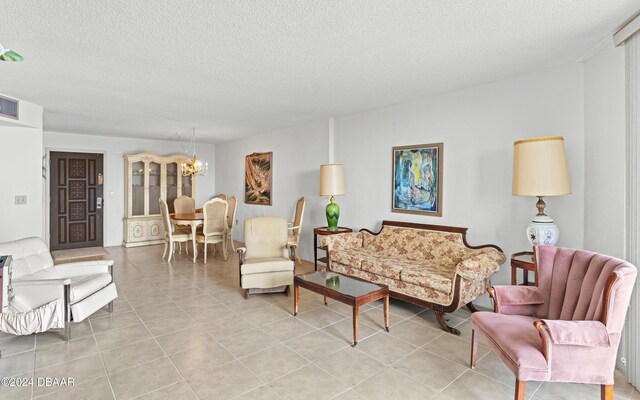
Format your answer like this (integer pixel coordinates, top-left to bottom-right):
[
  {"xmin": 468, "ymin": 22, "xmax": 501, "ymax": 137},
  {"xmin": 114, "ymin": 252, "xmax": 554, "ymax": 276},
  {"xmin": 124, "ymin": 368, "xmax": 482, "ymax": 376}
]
[{"xmin": 326, "ymin": 196, "xmax": 340, "ymax": 231}]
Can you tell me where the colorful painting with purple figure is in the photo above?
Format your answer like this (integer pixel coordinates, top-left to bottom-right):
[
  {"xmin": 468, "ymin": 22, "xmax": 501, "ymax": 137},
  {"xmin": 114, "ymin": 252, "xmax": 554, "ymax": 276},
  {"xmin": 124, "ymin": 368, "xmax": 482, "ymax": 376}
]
[{"xmin": 392, "ymin": 143, "xmax": 443, "ymax": 216}]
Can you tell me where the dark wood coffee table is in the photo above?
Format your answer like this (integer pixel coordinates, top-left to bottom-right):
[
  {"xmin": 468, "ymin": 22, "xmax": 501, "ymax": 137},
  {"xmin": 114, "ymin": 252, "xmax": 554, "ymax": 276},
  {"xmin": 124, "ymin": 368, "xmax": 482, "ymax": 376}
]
[{"xmin": 294, "ymin": 271, "xmax": 389, "ymax": 346}]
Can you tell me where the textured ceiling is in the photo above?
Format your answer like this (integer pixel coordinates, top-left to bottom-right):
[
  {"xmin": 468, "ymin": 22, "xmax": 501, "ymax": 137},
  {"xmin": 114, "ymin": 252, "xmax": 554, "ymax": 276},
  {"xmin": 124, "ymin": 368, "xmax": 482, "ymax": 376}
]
[{"xmin": 0, "ymin": 1, "xmax": 637, "ymax": 143}]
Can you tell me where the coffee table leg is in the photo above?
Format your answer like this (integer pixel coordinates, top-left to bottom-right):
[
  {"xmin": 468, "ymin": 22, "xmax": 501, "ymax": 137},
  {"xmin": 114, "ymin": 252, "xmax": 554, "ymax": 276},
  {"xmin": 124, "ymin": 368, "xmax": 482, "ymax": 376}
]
[
  {"xmin": 352, "ymin": 305, "xmax": 359, "ymax": 347},
  {"xmin": 293, "ymin": 284, "xmax": 299, "ymax": 316},
  {"xmin": 323, "ymin": 296, "xmax": 327, "ymax": 305},
  {"xmin": 384, "ymin": 295, "xmax": 389, "ymax": 332}
]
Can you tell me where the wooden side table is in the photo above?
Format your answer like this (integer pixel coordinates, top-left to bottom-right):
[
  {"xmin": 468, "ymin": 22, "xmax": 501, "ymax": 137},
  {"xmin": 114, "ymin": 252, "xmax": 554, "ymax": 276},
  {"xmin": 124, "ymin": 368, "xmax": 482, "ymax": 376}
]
[
  {"xmin": 313, "ymin": 227, "xmax": 353, "ymax": 271},
  {"xmin": 511, "ymin": 251, "xmax": 536, "ymax": 285}
]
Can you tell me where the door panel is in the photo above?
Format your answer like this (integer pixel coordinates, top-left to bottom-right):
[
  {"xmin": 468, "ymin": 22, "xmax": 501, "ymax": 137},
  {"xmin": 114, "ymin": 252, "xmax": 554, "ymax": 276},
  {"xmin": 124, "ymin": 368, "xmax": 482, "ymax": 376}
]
[{"xmin": 50, "ymin": 152, "xmax": 104, "ymax": 250}]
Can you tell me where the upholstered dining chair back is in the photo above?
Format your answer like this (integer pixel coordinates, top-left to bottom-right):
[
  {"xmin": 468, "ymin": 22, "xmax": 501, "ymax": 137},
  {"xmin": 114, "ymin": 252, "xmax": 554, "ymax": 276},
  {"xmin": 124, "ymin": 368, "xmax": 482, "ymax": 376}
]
[
  {"xmin": 174, "ymin": 195, "xmax": 195, "ymax": 214},
  {"xmin": 202, "ymin": 198, "xmax": 228, "ymax": 236},
  {"xmin": 534, "ymin": 246, "xmax": 637, "ymax": 334},
  {"xmin": 291, "ymin": 197, "xmax": 305, "ymax": 237},
  {"xmin": 159, "ymin": 199, "xmax": 173, "ymax": 238},
  {"xmin": 213, "ymin": 193, "xmax": 227, "ymax": 200},
  {"xmin": 227, "ymin": 196, "xmax": 237, "ymax": 229},
  {"xmin": 244, "ymin": 217, "xmax": 289, "ymax": 260}
]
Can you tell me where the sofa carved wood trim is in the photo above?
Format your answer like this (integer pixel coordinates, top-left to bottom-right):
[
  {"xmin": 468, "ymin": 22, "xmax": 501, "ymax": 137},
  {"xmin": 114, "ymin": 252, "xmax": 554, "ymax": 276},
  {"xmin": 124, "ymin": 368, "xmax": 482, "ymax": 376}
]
[{"xmin": 322, "ymin": 220, "xmax": 505, "ymax": 334}]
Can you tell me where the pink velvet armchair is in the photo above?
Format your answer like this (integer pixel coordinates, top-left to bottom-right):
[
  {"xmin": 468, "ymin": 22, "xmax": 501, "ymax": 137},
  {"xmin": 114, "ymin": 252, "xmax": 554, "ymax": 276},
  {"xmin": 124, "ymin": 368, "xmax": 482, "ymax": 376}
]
[{"xmin": 470, "ymin": 245, "xmax": 637, "ymax": 400}]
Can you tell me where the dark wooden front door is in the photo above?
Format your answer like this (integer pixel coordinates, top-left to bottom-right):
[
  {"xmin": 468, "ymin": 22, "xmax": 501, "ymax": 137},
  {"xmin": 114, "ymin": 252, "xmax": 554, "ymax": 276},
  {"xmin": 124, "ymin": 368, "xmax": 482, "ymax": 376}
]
[{"xmin": 50, "ymin": 152, "xmax": 104, "ymax": 250}]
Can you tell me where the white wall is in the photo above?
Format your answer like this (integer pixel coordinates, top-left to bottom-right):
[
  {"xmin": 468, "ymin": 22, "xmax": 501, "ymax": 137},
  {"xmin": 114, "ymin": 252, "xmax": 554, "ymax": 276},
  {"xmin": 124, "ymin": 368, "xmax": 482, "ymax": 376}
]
[
  {"xmin": 335, "ymin": 64, "xmax": 586, "ymax": 294},
  {"xmin": 0, "ymin": 99, "xmax": 44, "ymax": 243},
  {"xmin": 43, "ymin": 131, "xmax": 216, "ymax": 247},
  {"xmin": 215, "ymin": 64, "xmax": 586, "ymax": 308},
  {"xmin": 584, "ymin": 43, "xmax": 626, "ymax": 258},
  {"xmin": 215, "ymin": 119, "xmax": 330, "ymax": 262}
]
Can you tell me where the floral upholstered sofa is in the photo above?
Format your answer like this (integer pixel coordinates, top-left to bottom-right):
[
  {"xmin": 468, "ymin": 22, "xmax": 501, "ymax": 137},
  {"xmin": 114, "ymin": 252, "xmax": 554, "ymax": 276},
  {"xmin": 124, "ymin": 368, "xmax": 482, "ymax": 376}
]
[{"xmin": 321, "ymin": 220, "xmax": 506, "ymax": 334}]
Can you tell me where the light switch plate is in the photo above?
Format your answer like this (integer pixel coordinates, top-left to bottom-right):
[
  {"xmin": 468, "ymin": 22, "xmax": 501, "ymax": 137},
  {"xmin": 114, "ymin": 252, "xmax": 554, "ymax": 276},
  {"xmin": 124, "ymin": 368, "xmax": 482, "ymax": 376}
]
[{"xmin": 15, "ymin": 195, "xmax": 27, "ymax": 205}]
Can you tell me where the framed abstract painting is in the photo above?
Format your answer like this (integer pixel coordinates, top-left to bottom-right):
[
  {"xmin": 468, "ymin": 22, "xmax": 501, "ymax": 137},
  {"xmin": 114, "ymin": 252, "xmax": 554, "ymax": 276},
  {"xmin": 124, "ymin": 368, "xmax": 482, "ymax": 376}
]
[
  {"xmin": 245, "ymin": 152, "xmax": 272, "ymax": 205},
  {"xmin": 392, "ymin": 143, "xmax": 443, "ymax": 216}
]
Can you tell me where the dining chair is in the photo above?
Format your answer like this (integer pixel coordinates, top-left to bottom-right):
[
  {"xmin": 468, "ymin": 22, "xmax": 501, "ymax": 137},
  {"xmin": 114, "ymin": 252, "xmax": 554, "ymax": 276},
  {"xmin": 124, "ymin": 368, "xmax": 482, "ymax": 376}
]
[
  {"xmin": 287, "ymin": 196, "xmax": 305, "ymax": 264},
  {"xmin": 160, "ymin": 199, "xmax": 192, "ymax": 262},
  {"xmin": 226, "ymin": 195, "xmax": 238, "ymax": 252},
  {"xmin": 174, "ymin": 195, "xmax": 195, "ymax": 214},
  {"xmin": 172, "ymin": 195, "xmax": 195, "ymax": 253},
  {"xmin": 470, "ymin": 245, "xmax": 637, "ymax": 400},
  {"xmin": 213, "ymin": 193, "xmax": 227, "ymax": 200},
  {"xmin": 196, "ymin": 198, "xmax": 228, "ymax": 263}
]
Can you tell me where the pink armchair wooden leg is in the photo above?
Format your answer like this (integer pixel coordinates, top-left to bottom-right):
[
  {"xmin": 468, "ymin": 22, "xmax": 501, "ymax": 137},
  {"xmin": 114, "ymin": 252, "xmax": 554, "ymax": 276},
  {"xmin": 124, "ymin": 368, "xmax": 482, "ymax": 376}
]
[
  {"xmin": 470, "ymin": 329, "xmax": 479, "ymax": 369},
  {"xmin": 515, "ymin": 379, "xmax": 525, "ymax": 400},
  {"xmin": 601, "ymin": 384, "xmax": 613, "ymax": 400}
]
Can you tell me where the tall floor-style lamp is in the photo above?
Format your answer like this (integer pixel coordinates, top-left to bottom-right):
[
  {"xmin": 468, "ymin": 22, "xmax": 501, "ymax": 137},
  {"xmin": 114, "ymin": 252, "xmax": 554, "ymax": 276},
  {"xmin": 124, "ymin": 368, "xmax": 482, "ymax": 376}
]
[
  {"xmin": 320, "ymin": 164, "xmax": 345, "ymax": 231},
  {"xmin": 512, "ymin": 136, "xmax": 571, "ymax": 246}
]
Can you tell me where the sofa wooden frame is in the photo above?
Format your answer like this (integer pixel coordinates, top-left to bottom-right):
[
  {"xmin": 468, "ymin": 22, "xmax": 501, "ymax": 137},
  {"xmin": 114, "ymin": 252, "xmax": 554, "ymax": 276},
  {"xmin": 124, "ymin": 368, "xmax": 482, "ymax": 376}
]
[{"xmin": 353, "ymin": 220, "xmax": 503, "ymax": 334}]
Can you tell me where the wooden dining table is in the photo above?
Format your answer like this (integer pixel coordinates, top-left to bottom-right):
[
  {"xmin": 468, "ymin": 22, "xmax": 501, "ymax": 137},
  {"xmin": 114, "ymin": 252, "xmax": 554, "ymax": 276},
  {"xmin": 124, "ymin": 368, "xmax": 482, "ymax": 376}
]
[{"xmin": 170, "ymin": 213, "xmax": 204, "ymax": 263}]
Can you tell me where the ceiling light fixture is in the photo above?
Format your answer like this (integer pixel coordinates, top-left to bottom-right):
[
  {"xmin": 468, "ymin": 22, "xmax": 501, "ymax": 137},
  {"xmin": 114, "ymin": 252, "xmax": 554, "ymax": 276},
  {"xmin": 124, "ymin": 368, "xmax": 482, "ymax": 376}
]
[
  {"xmin": 0, "ymin": 44, "xmax": 23, "ymax": 62},
  {"xmin": 180, "ymin": 128, "xmax": 208, "ymax": 177}
]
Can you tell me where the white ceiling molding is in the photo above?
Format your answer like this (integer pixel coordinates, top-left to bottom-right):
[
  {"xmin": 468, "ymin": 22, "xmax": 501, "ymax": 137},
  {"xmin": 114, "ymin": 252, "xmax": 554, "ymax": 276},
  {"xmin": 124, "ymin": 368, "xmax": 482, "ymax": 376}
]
[{"xmin": 614, "ymin": 11, "xmax": 640, "ymax": 46}]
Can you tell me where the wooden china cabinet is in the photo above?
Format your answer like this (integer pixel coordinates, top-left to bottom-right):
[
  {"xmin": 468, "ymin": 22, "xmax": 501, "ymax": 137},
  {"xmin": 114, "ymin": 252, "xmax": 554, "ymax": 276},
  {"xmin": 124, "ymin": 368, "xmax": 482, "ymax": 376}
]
[{"xmin": 123, "ymin": 152, "xmax": 196, "ymax": 247}]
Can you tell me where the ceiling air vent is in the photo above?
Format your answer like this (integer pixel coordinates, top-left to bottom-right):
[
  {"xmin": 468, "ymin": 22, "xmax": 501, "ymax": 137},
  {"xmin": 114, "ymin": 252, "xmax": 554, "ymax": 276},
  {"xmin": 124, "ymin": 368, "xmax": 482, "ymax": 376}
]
[{"xmin": 0, "ymin": 95, "xmax": 18, "ymax": 119}]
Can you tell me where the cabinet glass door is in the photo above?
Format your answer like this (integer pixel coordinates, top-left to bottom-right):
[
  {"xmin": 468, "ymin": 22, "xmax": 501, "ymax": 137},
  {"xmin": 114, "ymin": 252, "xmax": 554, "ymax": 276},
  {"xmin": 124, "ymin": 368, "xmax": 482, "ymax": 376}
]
[
  {"xmin": 181, "ymin": 173, "xmax": 192, "ymax": 199},
  {"xmin": 132, "ymin": 161, "xmax": 145, "ymax": 216},
  {"xmin": 148, "ymin": 161, "xmax": 161, "ymax": 215},
  {"xmin": 166, "ymin": 162, "xmax": 178, "ymax": 213}
]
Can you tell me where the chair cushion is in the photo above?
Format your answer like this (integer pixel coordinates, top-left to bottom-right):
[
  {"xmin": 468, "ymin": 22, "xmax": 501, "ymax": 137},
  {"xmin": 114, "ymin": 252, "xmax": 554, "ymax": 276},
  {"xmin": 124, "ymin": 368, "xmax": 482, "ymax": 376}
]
[
  {"xmin": 472, "ymin": 312, "xmax": 548, "ymax": 378},
  {"xmin": 11, "ymin": 285, "xmax": 63, "ymax": 313},
  {"xmin": 401, "ymin": 263, "xmax": 455, "ymax": 293},
  {"xmin": 241, "ymin": 257, "xmax": 294, "ymax": 275},
  {"xmin": 195, "ymin": 233, "xmax": 223, "ymax": 243},
  {"xmin": 69, "ymin": 273, "xmax": 113, "ymax": 303}
]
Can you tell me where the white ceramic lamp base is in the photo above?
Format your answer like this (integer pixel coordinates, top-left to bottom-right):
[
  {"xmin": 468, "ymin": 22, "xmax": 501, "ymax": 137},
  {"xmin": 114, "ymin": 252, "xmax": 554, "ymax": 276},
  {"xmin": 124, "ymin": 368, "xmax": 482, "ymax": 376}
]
[{"xmin": 527, "ymin": 214, "xmax": 559, "ymax": 246}]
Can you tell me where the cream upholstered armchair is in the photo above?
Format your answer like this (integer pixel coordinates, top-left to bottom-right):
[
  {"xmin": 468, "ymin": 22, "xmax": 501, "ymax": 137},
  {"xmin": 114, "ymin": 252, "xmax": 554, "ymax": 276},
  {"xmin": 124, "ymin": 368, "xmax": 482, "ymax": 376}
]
[
  {"xmin": 226, "ymin": 195, "xmax": 238, "ymax": 252},
  {"xmin": 196, "ymin": 198, "xmax": 228, "ymax": 263},
  {"xmin": 160, "ymin": 199, "xmax": 192, "ymax": 262},
  {"xmin": 470, "ymin": 246, "xmax": 637, "ymax": 400},
  {"xmin": 287, "ymin": 196, "xmax": 305, "ymax": 264},
  {"xmin": 237, "ymin": 217, "xmax": 295, "ymax": 298},
  {"xmin": 0, "ymin": 237, "xmax": 117, "ymax": 341}
]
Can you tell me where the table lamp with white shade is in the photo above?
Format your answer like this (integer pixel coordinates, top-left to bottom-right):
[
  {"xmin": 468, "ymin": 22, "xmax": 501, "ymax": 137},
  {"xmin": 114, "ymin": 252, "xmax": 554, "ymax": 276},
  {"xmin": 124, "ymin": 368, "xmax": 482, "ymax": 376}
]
[
  {"xmin": 512, "ymin": 136, "xmax": 571, "ymax": 246},
  {"xmin": 320, "ymin": 164, "xmax": 345, "ymax": 231}
]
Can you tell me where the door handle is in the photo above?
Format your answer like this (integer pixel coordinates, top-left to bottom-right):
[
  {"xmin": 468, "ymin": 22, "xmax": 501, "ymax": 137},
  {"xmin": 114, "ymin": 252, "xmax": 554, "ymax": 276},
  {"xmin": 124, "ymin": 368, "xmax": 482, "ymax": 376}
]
[{"xmin": 97, "ymin": 197, "xmax": 103, "ymax": 209}]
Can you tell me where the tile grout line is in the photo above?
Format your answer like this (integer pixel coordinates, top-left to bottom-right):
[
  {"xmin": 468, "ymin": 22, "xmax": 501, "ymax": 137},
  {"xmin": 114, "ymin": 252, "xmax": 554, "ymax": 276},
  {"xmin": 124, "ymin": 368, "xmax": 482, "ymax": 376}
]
[
  {"xmin": 131, "ymin": 295, "xmax": 202, "ymax": 400},
  {"xmin": 88, "ymin": 316, "xmax": 118, "ymax": 400}
]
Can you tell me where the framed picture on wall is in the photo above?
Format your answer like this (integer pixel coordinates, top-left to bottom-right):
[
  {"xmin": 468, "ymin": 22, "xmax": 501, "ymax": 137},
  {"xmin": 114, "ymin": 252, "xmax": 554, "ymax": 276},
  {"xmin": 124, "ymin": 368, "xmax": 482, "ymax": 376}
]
[
  {"xmin": 392, "ymin": 143, "xmax": 443, "ymax": 216},
  {"xmin": 245, "ymin": 152, "xmax": 272, "ymax": 205}
]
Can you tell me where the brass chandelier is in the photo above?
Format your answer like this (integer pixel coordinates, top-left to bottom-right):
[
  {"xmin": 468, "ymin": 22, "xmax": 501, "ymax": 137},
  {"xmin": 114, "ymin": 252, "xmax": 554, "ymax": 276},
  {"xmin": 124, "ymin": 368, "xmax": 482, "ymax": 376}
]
[{"xmin": 181, "ymin": 129, "xmax": 208, "ymax": 177}]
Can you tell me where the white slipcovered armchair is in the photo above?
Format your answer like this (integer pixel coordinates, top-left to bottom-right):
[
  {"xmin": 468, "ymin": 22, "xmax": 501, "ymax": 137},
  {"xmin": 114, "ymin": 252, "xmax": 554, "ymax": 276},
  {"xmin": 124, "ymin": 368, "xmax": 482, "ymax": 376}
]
[
  {"xmin": 237, "ymin": 217, "xmax": 295, "ymax": 298},
  {"xmin": 0, "ymin": 237, "xmax": 117, "ymax": 340}
]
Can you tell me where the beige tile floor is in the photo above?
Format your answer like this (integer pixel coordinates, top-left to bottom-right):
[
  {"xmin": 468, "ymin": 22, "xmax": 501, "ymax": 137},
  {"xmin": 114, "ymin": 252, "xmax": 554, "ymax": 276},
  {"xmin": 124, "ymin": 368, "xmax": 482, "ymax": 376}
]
[{"xmin": 0, "ymin": 243, "xmax": 638, "ymax": 400}]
